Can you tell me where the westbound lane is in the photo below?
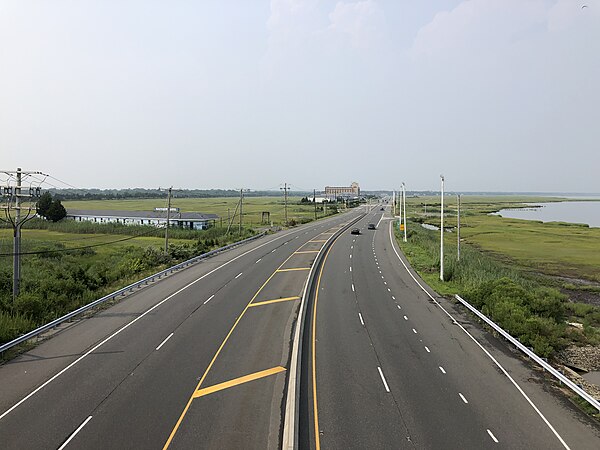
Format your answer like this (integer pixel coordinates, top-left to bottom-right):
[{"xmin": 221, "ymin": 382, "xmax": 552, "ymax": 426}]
[
  {"xmin": 0, "ymin": 211, "xmax": 362, "ymax": 449},
  {"xmin": 303, "ymin": 206, "xmax": 600, "ymax": 449}
]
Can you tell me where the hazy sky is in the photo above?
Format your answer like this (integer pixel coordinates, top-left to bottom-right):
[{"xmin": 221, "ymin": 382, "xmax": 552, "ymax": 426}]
[{"xmin": 1, "ymin": 1, "xmax": 599, "ymax": 192}]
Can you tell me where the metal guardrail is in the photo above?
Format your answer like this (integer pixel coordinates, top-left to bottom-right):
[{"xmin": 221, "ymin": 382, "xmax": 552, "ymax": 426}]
[
  {"xmin": 455, "ymin": 294, "xmax": 600, "ymax": 413},
  {"xmin": 0, "ymin": 232, "xmax": 266, "ymax": 354}
]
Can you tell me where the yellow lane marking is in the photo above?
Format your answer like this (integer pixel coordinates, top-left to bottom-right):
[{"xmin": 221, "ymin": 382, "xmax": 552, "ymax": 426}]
[
  {"xmin": 249, "ymin": 297, "xmax": 300, "ymax": 307},
  {"xmin": 193, "ymin": 366, "xmax": 286, "ymax": 398},
  {"xmin": 163, "ymin": 246, "xmax": 304, "ymax": 449},
  {"xmin": 312, "ymin": 232, "xmax": 341, "ymax": 450},
  {"xmin": 277, "ymin": 267, "xmax": 310, "ymax": 272},
  {"xmin": 294, "ymin": 250, "xmax": 320, "ymax": 254}
]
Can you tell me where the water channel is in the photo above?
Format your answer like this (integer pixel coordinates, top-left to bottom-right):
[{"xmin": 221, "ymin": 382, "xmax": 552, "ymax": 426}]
[{"xmin": 492, "ymin": 201, "xmax": 600, "ymax": 228}]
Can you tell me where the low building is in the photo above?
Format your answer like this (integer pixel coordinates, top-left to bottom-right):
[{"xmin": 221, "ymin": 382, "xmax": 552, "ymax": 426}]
[
  {"xmin": 324, "ymin": 182, "xmax": 360, "ymax": 199},
  {"xmin": 66, "ymin": 209, "xmax": 218, "ymax": 230}
]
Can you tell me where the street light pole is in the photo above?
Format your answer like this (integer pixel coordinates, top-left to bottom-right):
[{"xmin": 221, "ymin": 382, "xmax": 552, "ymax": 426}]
[
  {"xmin": 402, "ymin": 182, "xmax": 407, "ymax": 242},
  {"xmin": 440, "ymin": 175, "xmax": 445, "ymax": 281},
  {"xmin": 457, "ymin": 193, "xmax": 461, "ymax": 261}
]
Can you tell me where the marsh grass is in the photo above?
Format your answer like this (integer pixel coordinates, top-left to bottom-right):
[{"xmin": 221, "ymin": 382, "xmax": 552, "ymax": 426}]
[{"xmin": 395, "ymin": 221, "xmax": 600, "ymax": 357}]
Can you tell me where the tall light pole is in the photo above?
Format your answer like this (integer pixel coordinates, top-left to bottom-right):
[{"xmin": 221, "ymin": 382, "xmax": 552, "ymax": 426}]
[
  {"xmin": 457, "ymin": 194, "xmax": 461, "ymax": 261},
  {"xmin": 402, "ymin": 182, "xmax": 407, "ymax": 242},
  {"xmin": 440, "ymin": 175, "xmax": 445, "ymax": 281}
]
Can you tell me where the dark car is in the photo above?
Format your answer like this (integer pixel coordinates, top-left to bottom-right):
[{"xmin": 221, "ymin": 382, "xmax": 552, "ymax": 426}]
[
  {"xmin": 380, "ymin": 207, "xmax": 385, "ymax": 211},
  {"xmin": 368, "ymin": 223, "xmax": 376, "ymax": 230},
  {"xmin": 351, "ymin": 228, "xmax": 360, "ymax": 235}
]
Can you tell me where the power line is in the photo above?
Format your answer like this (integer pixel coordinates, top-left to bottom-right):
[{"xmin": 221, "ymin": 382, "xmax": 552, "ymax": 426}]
[{"xmin": 0, "ymin": 225, "xmax": 164, "ymax": 257}]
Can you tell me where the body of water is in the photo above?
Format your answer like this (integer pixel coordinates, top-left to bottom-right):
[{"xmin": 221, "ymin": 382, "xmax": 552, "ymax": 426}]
[{"xmin": 493, "ymin": 201, "xmax": 600, "ymax": 228}]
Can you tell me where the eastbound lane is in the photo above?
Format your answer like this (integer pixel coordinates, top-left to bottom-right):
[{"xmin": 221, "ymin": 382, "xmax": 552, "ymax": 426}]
[
  {"xmin": 303, "ymin": 206, "xmax": 600, "ymax": 449},
  {"xmin": 0, "ymin": 211, "xmax": 361, "ymax": 450}
]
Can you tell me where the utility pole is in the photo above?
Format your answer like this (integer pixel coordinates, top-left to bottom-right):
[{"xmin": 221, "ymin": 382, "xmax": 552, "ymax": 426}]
[
  {"xmin": 457, "ymin": 194, "xmax": 461, "ymax": 261},
  {"xmin": 164, "ymin": 186, "xmax": 172, "ymax": 255},
  {"xmin": 402, "ymin": 182, "xmax": 407, "ymax": 242},
  {"xmin": 239, "ymin": 188, "xmax": 244, "ymax": 234},
  {"xmin": 1, "ymin": 168, "xmax": 43, "ymax": 299},
  {"xmin": 440, "ymin": 175, "xmax": 445, "ymax": 281},
  {"xmin": 280, "ymin": 183, "xmax": 290, "ymax": 226},
  {"xmin": 313, "ymin": 189, "xmax": 317, "ymax": 221},
  {"xmin": 392, "ymin": 191, "xmax": 396, "ymax": 216}
]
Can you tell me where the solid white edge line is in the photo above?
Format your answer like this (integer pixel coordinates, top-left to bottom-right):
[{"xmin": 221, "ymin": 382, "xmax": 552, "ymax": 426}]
[
  {"xmin": 203, "ymin": 294, "xmax": 215, "ymax": 305},
  {"xmin": 155, "ymin": 332, "xmax": 174, "ymax": 351},
  {"xmin": 58, "ymin": 415, "xmax": 92, "ymax": 450},
  {"xmin": 377, "ymin": 366, "xmax": 390, "ymax": 392},
  {"xmin": 235, "ymin": 272, "xmax": 243, "ymax": 279},
  {"xmin": 0, "ymin": 224, "xmax": 308, "ymax": 421},
  {"xmin": 376, "ymin": 212, "xmax": 384, "ymax": 229},
  {"xmin": 487, "ymin": 429, "xmax": 499, "ymax": 443},
  {"xmin": 359, "ymin": 313, "xmax": 364, "ymax": 326},
  {"xmin": 387, "ymin": 221, "xmax": 571, "ymax": 450},
  {"xmin": 459, "ymin": 393, "xmax": 469, "ymax": 404}
]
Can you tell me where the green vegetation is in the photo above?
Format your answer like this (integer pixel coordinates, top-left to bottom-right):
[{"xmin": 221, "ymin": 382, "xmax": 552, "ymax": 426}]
[
  {"xmin": 394, "ymin": 195, "xmax": 600, "ymax": 358},
  {"xmin": 37, "ymin": 191, "xmax": 67, "ymax": 222},
  {"xmin": 0, "ymin": 224, "xmax": 256, "ymax": 347},
  {"xmin": 0, "ymin": 195, "xmax": 347, "ymax": 350},
  {"xmin": 62, "ymin": 196, "xmax": 338, "ymax": 227}
]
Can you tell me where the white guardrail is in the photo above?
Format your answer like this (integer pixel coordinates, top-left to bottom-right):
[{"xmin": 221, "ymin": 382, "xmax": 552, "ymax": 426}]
[
  {"xmin": 455, "ymin": 294, "xmax": 600, "ymax": 413},
  {"xmin": 0, "ymin": 232, "xmax": 266, "ymax": 354}
]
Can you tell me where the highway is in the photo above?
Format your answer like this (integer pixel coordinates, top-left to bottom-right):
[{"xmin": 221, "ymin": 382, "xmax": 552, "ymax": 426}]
[
  {"xmin": 1, "ymin": 205, "xmax": 599, "ymax": 449},
  {"xmin": 0, "ymin": 211, "xmax": 362, "ymax": 449},
  {"xmin": 300, "ymin": 206, "xmax": 600, "ymax": 449}
]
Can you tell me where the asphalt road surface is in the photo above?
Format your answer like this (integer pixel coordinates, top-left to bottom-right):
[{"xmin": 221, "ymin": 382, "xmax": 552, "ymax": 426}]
[
  {"xmin": 1, "ymin": 205, "xmax": 599, "ymax": 449},
  {"xmin": 300, "ymin": 206, "xmax": 600, "ymax": 449},
  {"xmin": 0, "ymin": 211, "xmax": 361, "ymax": 450}
]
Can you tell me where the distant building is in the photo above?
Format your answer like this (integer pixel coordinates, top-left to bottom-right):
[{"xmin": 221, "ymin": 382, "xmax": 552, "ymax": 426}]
[
  {"xmin": 66, "ymin": 209, "xmax": 219, "ymax": 230},
  {"xmin": 324, "ymin": 182, "xmax": 360, "ymax": 199}
]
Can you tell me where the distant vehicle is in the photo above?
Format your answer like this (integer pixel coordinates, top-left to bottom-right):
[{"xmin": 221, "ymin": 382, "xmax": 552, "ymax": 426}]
[
  {"xmin": 368, "ymin": 223, "xmax": 376, "ymax": 230},
  {"xmin": 380, "ymin": 207, "xmax": 385, "ymax": 211},
  {"xmin": 351, "ymin": 228, "xmax": 360, "ymax": 235}
]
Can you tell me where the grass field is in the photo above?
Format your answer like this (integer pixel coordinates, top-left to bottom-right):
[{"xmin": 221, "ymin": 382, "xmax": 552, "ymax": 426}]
[
  {"xmin": 402, "ymin": 195, "xmax": 600, "ymax": 283},
  {"xmin": 62, "ymin": 196, "xmax": 330, "ymax": 227}
]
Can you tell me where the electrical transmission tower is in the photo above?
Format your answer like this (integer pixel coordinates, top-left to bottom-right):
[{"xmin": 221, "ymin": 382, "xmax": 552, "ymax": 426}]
[{"xmin": 1, "ymin": 168, "xmax": 44, "ymax": 299}]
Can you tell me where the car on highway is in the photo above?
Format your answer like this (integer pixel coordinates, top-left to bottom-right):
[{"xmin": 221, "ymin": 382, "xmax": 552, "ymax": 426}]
[
  {"xmin": 380, "ymin": 207, "xmax": 385, "ymax": 211},
  {"xmin": 368, "ymin": 223, "xmax": 376, "ymax": 230},
  {"xmin": 350, "ymin": 228, "xmax": 360, "ymax": 235}
]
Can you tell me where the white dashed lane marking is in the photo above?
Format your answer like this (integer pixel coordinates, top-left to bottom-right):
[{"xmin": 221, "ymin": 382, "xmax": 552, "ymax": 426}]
[
  {"xmin": 487, "ymin": 429, "xmax": 499, "ymax": 443},
  {"xmin": 377, "ymin": 367, "xmax": 391, "ymax": 393}
]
